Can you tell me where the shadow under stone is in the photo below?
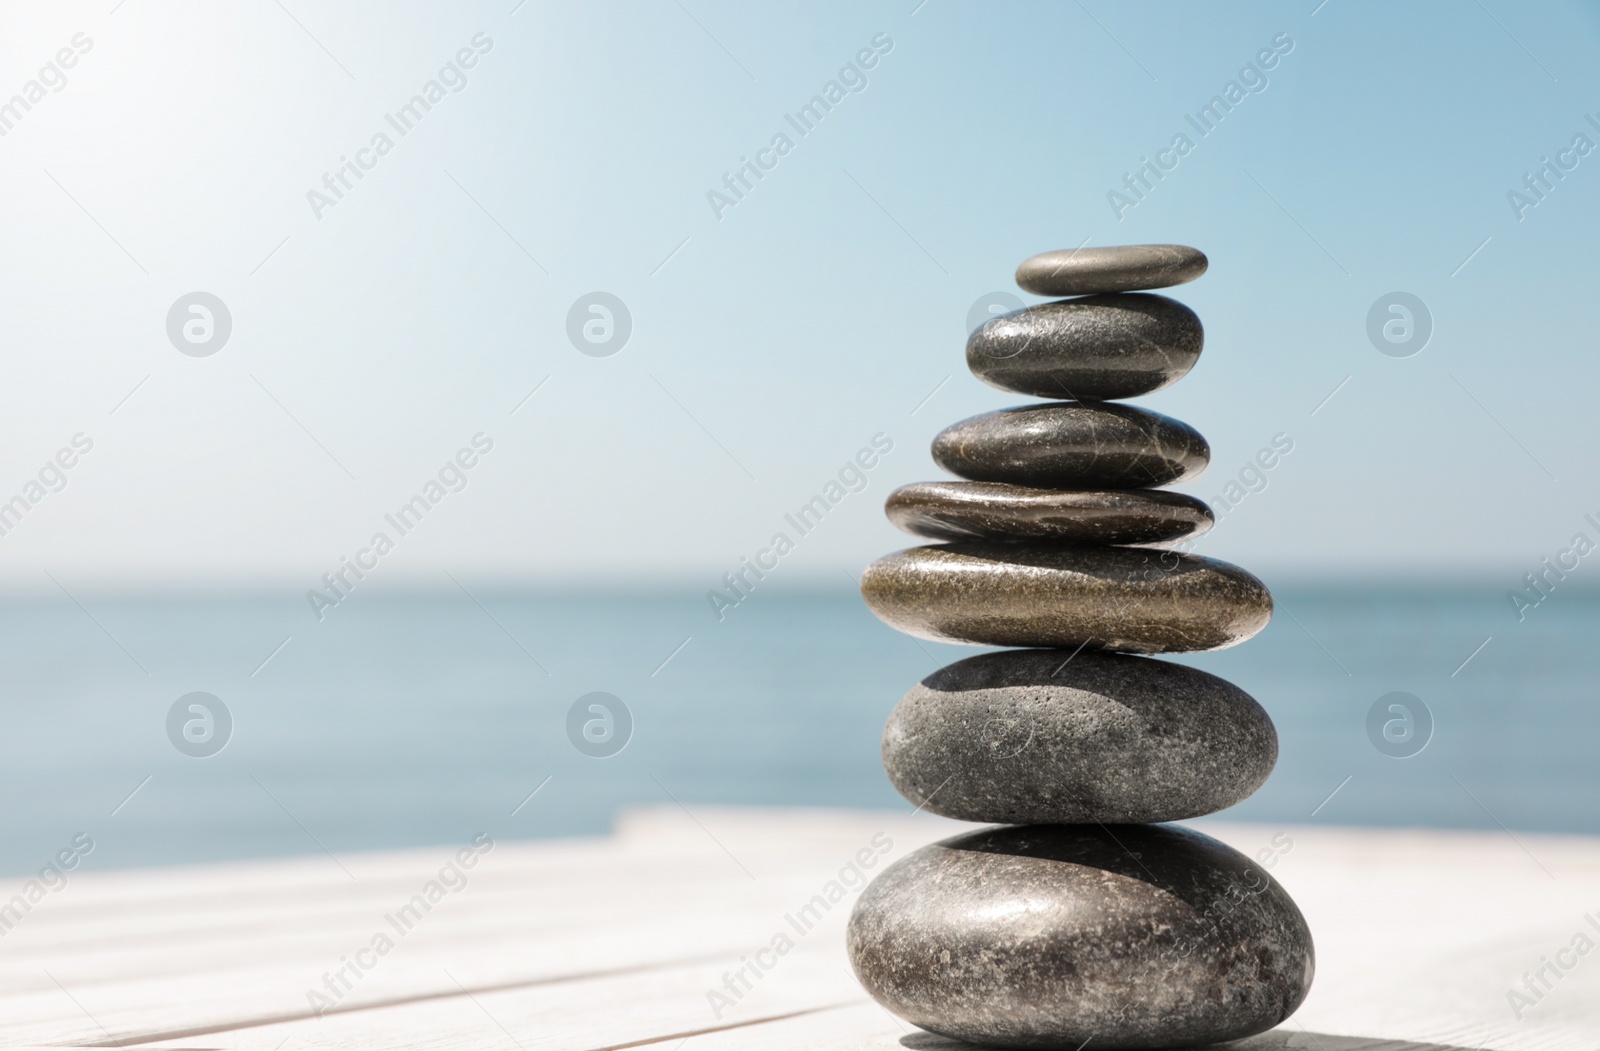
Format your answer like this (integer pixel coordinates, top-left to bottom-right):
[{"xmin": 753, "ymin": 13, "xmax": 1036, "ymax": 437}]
[{"xmin": 901, "ymin": 1029, "xmax": 1498, "ymax": 1051}]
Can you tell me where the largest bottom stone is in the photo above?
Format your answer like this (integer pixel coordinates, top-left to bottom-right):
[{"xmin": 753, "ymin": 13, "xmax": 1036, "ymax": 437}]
[{"xmin": 847, "ymin": 824, "xmax": 1314, "ymax": 1050}]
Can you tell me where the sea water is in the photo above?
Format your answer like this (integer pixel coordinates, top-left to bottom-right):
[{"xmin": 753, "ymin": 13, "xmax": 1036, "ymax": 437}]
[{"xmin": 0, "ymin": 583, "xmax": 1591, "ymax": 875}]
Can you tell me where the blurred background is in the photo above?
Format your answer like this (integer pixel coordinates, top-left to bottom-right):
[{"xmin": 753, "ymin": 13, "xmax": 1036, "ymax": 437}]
[{"xmin": 1, "ymin": 0, "xmax": 1597, "ymax": 873}]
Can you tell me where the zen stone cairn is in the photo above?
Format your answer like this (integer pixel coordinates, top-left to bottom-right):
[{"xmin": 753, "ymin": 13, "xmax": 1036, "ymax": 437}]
[{"xmin": 848, "ymin": 245, "xmax": 1313, "ymax": 1049}]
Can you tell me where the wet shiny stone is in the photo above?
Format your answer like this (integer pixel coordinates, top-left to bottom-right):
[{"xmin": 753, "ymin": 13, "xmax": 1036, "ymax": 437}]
[
  {"xmin": 885, "ymin": 481, "xmax": 1213, "ymax": 546},
  {"xmin": 852, "ymin": 243, "xmax": 1310, "ymax": 1050},
  {"xmin": 883, "ymin": 648, "xmax": 1277, "ymax": 824},
  {"xmin": 932, "ymin": 403, "xmax": 1210, "ymax": 490},
  {"xmin": 860, "ymin": 542, "xmax": 1273, "ymax": 653},
  {"xmin": 848, "ymin": 823, "xmax": 1314, "ymax": 1050},
  {"xmin": 967, "ymin": 294, "xmax": 1202, "ymax": 401},
  {"xmin": 1015, "ymin": 244, "xmax": 1208, "ymax": 297}
]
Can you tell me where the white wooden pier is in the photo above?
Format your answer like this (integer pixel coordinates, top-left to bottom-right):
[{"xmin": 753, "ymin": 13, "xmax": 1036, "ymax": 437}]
[{"xmin": 1, "ymin": 808, "xmax": 1597, "ymax": 1050}]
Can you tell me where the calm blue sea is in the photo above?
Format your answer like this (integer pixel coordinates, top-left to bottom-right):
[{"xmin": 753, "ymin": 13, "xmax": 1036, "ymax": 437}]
[{"xmin": 0, "ymin": 582, "xmax": 1593, "ymax": 876}]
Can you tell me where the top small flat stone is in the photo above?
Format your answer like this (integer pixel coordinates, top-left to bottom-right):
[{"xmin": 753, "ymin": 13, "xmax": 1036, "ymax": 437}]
[{"xmin": 1016, "ymin": 245, "xmax": 1208, "ymax": 297}]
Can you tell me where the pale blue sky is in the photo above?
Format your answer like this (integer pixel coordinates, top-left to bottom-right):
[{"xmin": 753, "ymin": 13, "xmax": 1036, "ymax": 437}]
[{"xmin": 2, "ymin": 0, "xmax": 1599, "ymax": 591}]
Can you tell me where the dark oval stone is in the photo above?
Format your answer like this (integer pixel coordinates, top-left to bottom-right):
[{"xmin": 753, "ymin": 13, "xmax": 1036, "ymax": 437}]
[
  {"xmin": 1015, "ymin": 244, "xmax": 1208, "ymax": 297},
  {"xmin": 932, "ymin": 404, "xmax": 1208, "ymax": 490},
  {"xmin": 859, "ymin": 543, "xmax": 1272, "ymax": 653},
  {"xmin": 848, "ymin": 823, "xmax": 1314, "ymax": 1049},
  {"xmin": 883, "ymin": 649, "xmax": 1276, "ymax": 823},
  {"xmin": 885, "ymin": 481, "xmax": 1213, "ymax": 546},
  {"xmin": 967, "ymin": 294, "xmax": 1202, "ymax": 400}
]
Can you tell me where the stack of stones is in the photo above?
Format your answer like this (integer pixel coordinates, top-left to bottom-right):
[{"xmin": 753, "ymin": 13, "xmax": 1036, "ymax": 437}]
[{"xmin": 847, "ymin": 245, "xmax": 1314, "ymax": 1049}]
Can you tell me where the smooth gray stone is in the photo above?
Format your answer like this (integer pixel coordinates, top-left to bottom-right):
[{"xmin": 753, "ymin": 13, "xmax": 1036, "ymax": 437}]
[
  {"xmin": 932, "ymin": 403, "xmax": 1209, "ymax": 491},
  {"xmin": 848, "ymin": 823, "xmax": 1314, "ymax": 1049},
  {"xmin": 1015, "ymin": 244, "xmax": 1208, "ymax": 297},
  {"xmin": 883, "ymin": 649, "xmax": 1276, "ymax": 823},
  {"xmin": 885, "ymin": 481, "xmax": 1212, "ymax": 546},
  {"xmin": 860, "ymin": 543, "xmax": 1272, "ymax": 653},
  {"xmin": 967, "ymin": 294, "xmax": 1202, "ymax": 400}
]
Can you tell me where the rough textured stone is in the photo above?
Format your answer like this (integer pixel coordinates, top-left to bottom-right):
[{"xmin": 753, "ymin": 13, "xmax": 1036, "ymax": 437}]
[
  {"xmin": 1015, "ymin": 244, "xmax": 1208, "ymax": 297},
  {"xmin": 967, "ymin": 294, "xmax": 1202, "ymax": 400},
  {"xmin": 848, "ymin": 823, "xmax": 1314, "ymax": 1050},
  {"xmin": 885, "ymin": 481, "xmax": 1213, "ymax": 546},
  {"xmin": 882, "ymin": 649, "xmax": 1276, "ymax": 823},
  {"xmin": 859, "ymin": 543, "xmax": 1272, "ymax": 653},
  {"xmin": 932, "ymin": 404, "xmax": 1208, "ymax": 490}
]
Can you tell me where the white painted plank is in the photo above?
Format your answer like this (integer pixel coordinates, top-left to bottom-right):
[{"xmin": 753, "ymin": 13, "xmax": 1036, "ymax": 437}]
[
  {"xmin": 115, "ymin": 947, "xmax": 867, "ymax": 1050},
  {"xmin": 0, "ymin": 812, "xmax": 949, "ymax": 1046},
  {"xmin": 0, "ymin": 811, "xmax": 1596, "ymax": 1051}
]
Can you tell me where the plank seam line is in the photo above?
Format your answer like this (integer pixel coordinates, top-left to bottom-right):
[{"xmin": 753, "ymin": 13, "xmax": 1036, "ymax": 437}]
[
  {"xmin": 64, "ymin": 951, "xmax": 739, "ymax": 1047},
  {"xmin": 580, "ymin": 999, "xmax": 864, "ymax": 1051}
]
